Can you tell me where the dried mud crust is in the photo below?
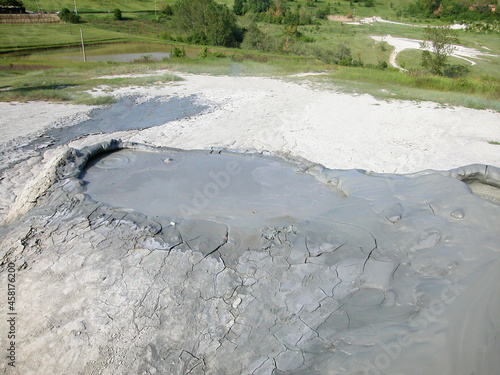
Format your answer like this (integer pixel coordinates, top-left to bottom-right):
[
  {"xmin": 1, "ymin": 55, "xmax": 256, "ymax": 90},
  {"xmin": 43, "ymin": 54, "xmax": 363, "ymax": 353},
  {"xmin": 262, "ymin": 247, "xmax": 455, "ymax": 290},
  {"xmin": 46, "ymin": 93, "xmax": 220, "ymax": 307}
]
[{"xmin": 0, "ymin": 140, "xmax": 499, "ymax": 375}]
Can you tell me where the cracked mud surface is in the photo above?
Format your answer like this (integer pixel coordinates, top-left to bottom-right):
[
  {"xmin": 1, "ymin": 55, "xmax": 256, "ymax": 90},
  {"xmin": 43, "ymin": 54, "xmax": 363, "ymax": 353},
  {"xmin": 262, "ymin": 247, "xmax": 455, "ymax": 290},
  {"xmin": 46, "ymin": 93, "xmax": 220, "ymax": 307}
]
[{"xmin": 1, "ymin": 139, "xmax": 499, "ymax": 375}]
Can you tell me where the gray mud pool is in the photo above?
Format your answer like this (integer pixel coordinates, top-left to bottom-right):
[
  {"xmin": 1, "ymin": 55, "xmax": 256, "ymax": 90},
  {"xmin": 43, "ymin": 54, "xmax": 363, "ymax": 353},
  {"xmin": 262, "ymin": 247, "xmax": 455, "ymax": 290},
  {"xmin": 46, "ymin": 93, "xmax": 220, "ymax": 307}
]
[
  {"xmin": 0, "ymin": 96, "xmax": 207, "ymax": 173},
  {"xmin": 39, "ymin": 95, "xmax": 206, "ymax": 149},
  {"xmin": 82, "ymin": 149, "xmax": 346, "ymax": 227}
]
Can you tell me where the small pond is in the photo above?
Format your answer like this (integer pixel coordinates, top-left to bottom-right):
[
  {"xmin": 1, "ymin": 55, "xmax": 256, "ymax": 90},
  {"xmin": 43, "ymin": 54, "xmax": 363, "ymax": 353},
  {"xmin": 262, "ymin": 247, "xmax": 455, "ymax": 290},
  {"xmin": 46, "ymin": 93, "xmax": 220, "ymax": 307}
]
[{"xmin": 4, "ymin": 43, "xmax": 198, "ymax": 62}]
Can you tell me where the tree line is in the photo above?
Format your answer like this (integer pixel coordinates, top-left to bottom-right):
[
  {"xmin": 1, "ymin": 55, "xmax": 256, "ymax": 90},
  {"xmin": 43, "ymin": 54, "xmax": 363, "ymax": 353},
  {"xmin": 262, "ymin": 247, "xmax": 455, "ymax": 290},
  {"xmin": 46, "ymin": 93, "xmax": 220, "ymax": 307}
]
[{"xmin": 407, "ymin": 0, "xmax": 500, "ymax": 22}]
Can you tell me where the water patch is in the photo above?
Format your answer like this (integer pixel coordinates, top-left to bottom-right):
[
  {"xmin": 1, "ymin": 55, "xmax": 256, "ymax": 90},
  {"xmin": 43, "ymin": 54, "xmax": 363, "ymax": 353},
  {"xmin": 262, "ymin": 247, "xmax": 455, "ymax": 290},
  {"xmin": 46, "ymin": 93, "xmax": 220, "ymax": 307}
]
[
  {"xmin": 81, "ymin": 149, "xmax": 345, "ymax": 227},
  {"xmin": 5, "ymin": 43, "xmax": 177, "ymax": 62},
  {"xmin": 83, "ymin": 52, "xmax": 171, "ymax": 63}
]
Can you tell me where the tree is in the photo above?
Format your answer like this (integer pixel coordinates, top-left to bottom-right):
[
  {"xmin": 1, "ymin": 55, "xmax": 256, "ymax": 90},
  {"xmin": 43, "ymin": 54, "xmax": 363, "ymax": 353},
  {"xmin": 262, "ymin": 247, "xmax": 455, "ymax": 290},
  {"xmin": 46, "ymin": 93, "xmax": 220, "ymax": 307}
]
[
  {"xmin": 59, "ymin": 7, "xmax": 70, "ymax": 19},
  {"xmin": 59, "ymin": 7, "xmax": 80, "ymax": 23},
  {"xmin": 173, "ymin": 0, "xmax": 242, "ymax": 47},
  {"xmin": 420, "ymin": 26, "xmax": 459, "ymax": 75},
  {"xmin": 233, "ymin": 0, "xmax": 245, "ymax": 15},
  {"xmin": 0, "ymin": 0, "xmax": 24, "ymax": 6},
  {"xmin": 247, "ymin": 0, "xmax": 271, "ymax": 13},
  {"xmin": 316, "ymin": 4, "xmax": 330, "ymax": 19},
  {"xmin": 113, "ymin": 8, "xmax": 123, "ymax": 20},
  {"xmin": 241, "ymin": 23, "xmax": 269, "ymax": 51},
  {"xmin": 160, "ymin": 2, "xmax": 173, "ymax": 15},
  {"xmin": 335, "ymin": 43, "xmax": 353, "ymax": 65}
]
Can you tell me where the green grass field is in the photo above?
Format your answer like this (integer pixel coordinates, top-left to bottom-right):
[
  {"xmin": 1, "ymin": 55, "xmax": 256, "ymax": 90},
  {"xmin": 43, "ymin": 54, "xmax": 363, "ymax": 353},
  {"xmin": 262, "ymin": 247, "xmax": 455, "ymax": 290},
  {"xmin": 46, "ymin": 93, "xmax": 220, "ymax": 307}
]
[
  {"xmin": 0, "ymin": 24, "xmax": 128, "ymax": 52},
  {"xmin": 20, "ymin": 0, "xmax": 158, "ymax": 13},
  {"xmin": 20, "ymin": 0, "xmax": 414, "ymax": 20},
  {"xmin": 0, "ymin": 0, "xmax": 498, "ymax": 110}
]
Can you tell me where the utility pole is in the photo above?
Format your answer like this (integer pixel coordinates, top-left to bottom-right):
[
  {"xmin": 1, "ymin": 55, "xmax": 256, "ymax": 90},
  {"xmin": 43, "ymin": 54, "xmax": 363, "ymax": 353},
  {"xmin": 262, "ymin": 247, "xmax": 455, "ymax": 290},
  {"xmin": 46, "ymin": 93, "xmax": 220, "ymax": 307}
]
[
  {"xmin": 155, "ymin": 1, "xmax": 157, "ymax": 17},
  {"xmin": 80, "ymin": 28, "xmax": 86, "ymax": 62},
  {"xmin": 74, "ymin": 0, "xmax": 78, "ymax": 14}
]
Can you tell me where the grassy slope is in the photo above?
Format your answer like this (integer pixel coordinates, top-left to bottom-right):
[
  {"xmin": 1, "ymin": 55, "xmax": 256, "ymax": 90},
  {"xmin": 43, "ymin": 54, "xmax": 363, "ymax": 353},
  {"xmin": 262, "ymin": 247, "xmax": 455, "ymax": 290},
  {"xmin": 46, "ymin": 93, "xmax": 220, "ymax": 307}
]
[
  {"xmin": 21, "ymin": 0, "xmax": 412, "ymax": 19},
  {"xmin": 0, "ymin": 24, "xmax": 128, "ymax": 52},
  {"xmin": 20, "ymin": 0, "xmax": 158, "ymax": 12},
  {"xmin": 0, "ymin": 0, "xmax": 498, "ymax": 109}
]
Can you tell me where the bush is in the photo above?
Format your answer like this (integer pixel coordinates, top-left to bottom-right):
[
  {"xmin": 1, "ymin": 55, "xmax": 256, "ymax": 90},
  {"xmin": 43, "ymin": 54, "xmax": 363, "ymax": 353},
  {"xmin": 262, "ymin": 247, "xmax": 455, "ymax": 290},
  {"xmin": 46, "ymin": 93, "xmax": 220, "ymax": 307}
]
[
  {"xmin": 443, "ymin": 64, "xmax": 470, "ymax": 78},
  {"xmin": 283, "ymin": 11, "xmax": 300, "ymax": 26},
  {"xmin": 334, "ymin": 43, "xmax": 353, "ymax": 65},
  {"xmin": 199, "ymin": 46, "xmax": 209, "ymax": 58},
  {"xmin": 316, "ymin": 4, "xmax": 330, "ymax": 19},
  {"xmin": 171, "ymin": 46, "xmax": 186, "ymax": 58},
  {"xmin": 378, "ymin": 60, "xmax": 388, "ymax": 69},
  {"xmin": 59, "ymin": 7, "xmax": 80, "ymax": 23},
  {"xmin": 161, "ymin": 3, "xmax": 173, "ymax": 15},
  {"xmin": 113, "ymin": 8, "xmax": 122, "ymax": 21},
  {"xmin": 159, "ymin": 32, "xmax": 172, "ymax": 40},
  {"xmin": 132, "ymin": 54, "xmax": 156, "ymax": 63},
  {"xmin": 198, "ymin": 47, "xmax": 226, "ymax": 58}
]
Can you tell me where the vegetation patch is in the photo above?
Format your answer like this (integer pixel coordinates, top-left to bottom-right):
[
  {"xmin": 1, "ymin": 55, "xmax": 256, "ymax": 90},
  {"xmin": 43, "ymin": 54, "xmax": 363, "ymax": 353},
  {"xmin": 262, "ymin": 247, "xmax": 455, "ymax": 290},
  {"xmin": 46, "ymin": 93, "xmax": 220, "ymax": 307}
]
[{"xmin": 0, "ymin": 0, "xmax": 497, "ymax": 110}]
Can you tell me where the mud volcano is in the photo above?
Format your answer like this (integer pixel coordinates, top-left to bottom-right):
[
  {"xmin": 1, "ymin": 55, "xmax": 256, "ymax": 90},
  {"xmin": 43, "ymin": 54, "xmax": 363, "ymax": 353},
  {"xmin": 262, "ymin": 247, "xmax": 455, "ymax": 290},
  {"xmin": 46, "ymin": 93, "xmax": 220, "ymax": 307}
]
[
  {"xmin": 1, "ymin": 140, "xmax": 500, "ymax": 375},
  {"xmin": 82, "ymin": 149, "xmax": 346, "ymax": 227}
]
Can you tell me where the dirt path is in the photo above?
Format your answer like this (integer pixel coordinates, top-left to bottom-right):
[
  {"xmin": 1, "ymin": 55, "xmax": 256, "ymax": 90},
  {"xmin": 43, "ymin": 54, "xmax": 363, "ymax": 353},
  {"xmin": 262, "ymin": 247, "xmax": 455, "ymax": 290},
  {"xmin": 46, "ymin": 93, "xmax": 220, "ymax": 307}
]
[{"xmin": 370, "ymin": 34, "xmax": 496, "ymax": 70}]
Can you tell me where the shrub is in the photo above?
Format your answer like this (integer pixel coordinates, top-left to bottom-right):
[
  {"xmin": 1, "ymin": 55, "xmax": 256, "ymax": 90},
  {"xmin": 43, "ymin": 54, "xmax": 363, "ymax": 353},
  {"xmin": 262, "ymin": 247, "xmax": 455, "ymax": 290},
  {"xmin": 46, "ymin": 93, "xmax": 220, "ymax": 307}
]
[
  {"xmin": 316, "ymin": 4, "xmax": 330, "ymax": 19},
  {"xmin": 171, "ymin": 46, "xmax": 186, "ymax": 58},
  {"xmin": 160, "ymin": 32, "xmax": 172, "ymax": 40},
  {"xmin": 443, "ymin": 64, "xmax": 470, "ymax": 78},
  {"xmin": 378, "ymin": 60, "xmax": 388, "ymax": 69},
  {"xmin": 199, "ymin": 46, "xmax": 209, "ymax": 58},
  {"xmin": 334, "ymin": 43, "xmax": 353, "ymax": 65},
  {"xmin": 198, "ymin": 47, "xmax": 226, "ymax": 58},
  {"xmin": 132, "ymin": 54, "xmax": 156, "ymax": 63},
  {"xmin": 161, "ymin": 3, "xmax": 173, "ymax": 15},
  {"xmin": 113, "ymin": 8, "xmax": 123, "ymax": 21}
]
